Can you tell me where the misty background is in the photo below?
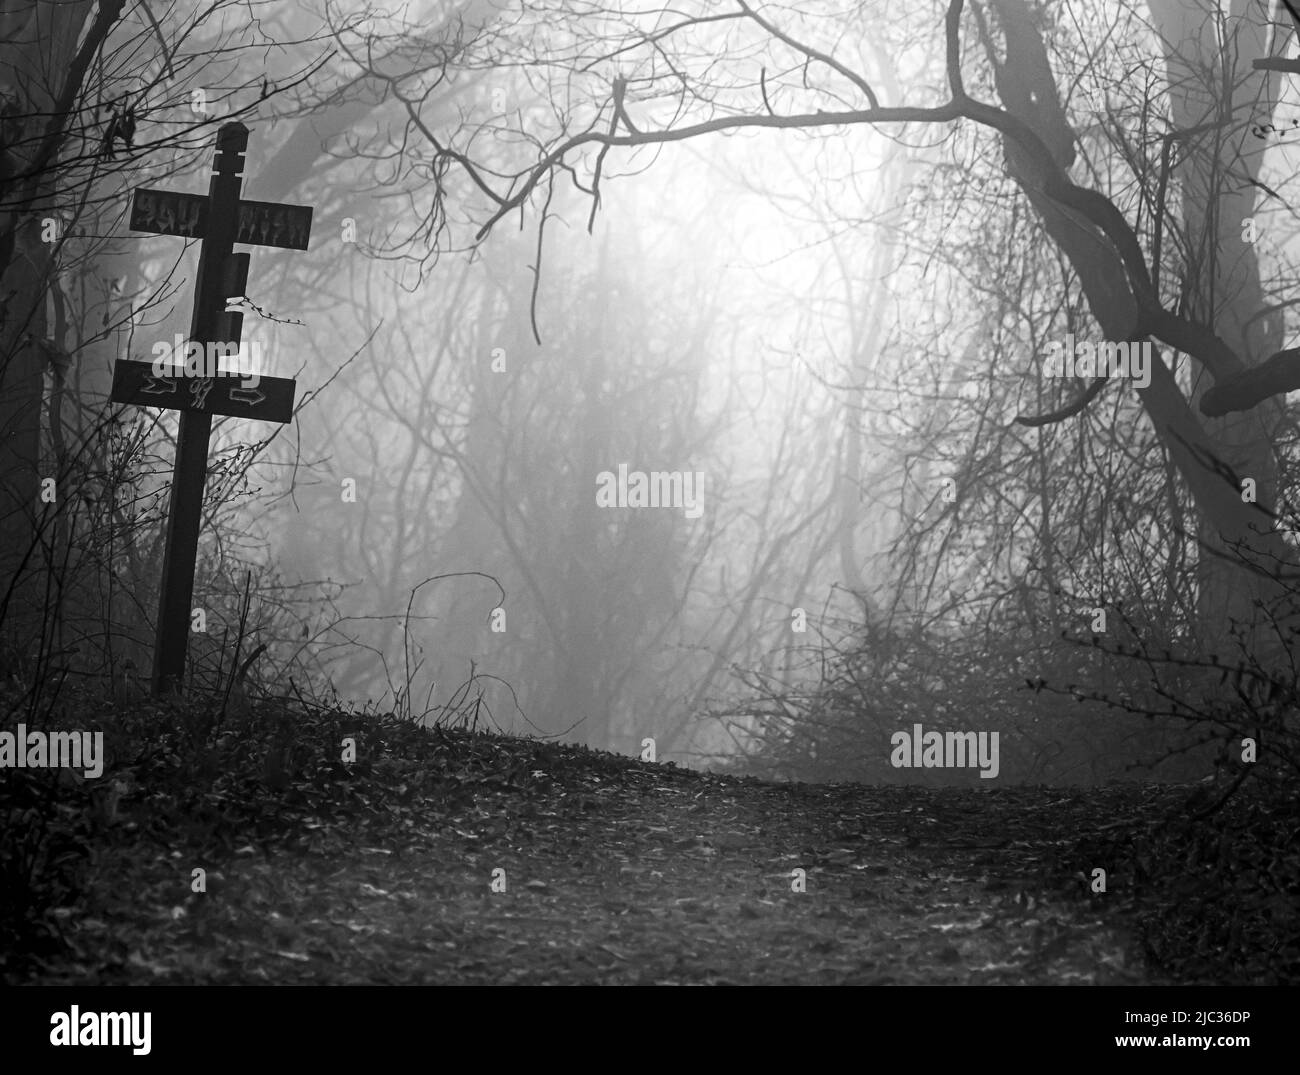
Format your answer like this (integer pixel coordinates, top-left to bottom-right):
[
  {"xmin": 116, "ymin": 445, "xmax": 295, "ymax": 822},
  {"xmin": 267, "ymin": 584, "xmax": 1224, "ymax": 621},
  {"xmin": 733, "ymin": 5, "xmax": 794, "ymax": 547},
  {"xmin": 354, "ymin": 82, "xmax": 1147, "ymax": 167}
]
[{"xmin": 6, "ymin": 0, "xmax": 1300, "ymax": 788}]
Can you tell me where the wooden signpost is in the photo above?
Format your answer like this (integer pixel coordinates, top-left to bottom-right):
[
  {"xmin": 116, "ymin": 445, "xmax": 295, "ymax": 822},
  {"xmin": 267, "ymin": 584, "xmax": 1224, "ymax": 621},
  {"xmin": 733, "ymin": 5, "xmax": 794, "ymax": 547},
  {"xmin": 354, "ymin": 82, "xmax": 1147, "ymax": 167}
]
[{"xmin": 111, "ymin": 122, "xmax": 312, "ymax": 694}]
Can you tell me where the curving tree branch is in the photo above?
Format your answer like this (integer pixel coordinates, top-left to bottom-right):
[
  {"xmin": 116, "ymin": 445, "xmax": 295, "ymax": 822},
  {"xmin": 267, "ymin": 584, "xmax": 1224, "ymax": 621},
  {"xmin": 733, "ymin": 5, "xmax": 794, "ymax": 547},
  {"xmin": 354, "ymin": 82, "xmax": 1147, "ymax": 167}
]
[{"xmin": 1200, "ymin": 348, "xmax": 1300, "ymax": 416}]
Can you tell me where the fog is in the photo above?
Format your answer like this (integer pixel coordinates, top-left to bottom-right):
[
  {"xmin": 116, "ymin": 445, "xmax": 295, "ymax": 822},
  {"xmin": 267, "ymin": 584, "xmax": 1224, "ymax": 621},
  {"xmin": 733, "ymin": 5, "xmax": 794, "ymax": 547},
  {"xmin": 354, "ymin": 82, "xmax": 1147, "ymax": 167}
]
[
  {"xmin": 10, "ymin": 0, "xmax": 1300, "ymax": 1002},
  {"xmin": 8, "ymin": 0, "xmax": 1300, "ymax": 786}
]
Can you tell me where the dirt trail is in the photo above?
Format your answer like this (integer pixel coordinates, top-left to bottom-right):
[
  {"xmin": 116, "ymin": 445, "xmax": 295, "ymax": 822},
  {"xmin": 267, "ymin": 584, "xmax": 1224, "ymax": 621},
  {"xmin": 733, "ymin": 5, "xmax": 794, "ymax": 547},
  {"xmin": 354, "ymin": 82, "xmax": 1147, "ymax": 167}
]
[{"xmin": 28, "ymin": 744, "xmax": 1163, "ymax": 984}]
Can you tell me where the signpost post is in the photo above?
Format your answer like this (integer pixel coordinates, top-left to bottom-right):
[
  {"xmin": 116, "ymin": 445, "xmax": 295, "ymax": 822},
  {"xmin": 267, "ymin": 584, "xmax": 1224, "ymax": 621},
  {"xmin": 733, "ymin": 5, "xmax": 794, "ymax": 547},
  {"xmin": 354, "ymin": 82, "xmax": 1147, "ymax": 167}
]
[{"xmin": 112, "ymin": 122, "xmax": 313, "ymax": 694}]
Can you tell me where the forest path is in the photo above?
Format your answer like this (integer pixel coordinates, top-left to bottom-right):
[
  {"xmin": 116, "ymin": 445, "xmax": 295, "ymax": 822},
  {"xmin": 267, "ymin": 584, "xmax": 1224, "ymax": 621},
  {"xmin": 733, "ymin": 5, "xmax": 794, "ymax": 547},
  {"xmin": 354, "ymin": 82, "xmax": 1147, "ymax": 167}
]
[{"xmin": 23, "ymin": 728, "xmax": 1179, "ymax": 984}]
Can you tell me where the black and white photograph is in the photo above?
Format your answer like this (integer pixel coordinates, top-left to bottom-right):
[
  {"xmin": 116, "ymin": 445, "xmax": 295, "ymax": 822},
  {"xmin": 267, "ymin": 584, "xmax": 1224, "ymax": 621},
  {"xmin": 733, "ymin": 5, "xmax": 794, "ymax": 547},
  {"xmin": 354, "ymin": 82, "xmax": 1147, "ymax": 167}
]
[{"xmin": 0, "ymin": 0, "xmax": 1295, "ymax": 1049}]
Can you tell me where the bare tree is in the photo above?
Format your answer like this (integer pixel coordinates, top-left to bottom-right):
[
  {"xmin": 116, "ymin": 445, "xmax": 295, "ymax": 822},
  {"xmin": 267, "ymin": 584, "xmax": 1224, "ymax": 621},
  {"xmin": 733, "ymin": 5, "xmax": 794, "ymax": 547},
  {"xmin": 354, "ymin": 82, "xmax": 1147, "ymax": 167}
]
[{"xmin": 371, "ymin": 0, "xmax": 1300, "ymax": 677}]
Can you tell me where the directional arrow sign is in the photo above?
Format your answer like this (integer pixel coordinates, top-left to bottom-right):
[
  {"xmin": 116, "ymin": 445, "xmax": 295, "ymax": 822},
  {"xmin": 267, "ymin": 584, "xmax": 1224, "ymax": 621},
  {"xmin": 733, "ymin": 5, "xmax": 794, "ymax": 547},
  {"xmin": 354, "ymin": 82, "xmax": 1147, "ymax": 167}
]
[
  {"xmin": 111, "ymin": 358, "xmax": 296, "ymax": 423},
  {"xmin": 130, "ymin": 188, "xmax": 313, "ymax": 250}
]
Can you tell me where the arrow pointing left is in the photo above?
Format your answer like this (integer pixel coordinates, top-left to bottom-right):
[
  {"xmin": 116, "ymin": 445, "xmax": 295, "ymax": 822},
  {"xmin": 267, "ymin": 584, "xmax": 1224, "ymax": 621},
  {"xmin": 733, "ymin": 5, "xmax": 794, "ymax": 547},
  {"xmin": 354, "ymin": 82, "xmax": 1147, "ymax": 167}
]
[{"xmin": 142, "ymin": 373, "xmax": 177, "ymax": 395}]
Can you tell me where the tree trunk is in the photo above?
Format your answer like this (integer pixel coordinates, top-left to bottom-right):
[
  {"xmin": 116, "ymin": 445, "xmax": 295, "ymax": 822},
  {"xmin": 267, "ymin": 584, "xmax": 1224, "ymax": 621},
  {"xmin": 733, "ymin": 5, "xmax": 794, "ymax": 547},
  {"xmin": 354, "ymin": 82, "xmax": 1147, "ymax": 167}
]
[
  {"xmin": 0, "ymin": 0, "xmax": 99, "ymax": 647},
  {"xmin": 1148, "ymin": 0, "xmax": 1286, "ymax": 657},
  {"xmin": 985, "ymin": 0, "xmax": 1295, "ymax": 677}
]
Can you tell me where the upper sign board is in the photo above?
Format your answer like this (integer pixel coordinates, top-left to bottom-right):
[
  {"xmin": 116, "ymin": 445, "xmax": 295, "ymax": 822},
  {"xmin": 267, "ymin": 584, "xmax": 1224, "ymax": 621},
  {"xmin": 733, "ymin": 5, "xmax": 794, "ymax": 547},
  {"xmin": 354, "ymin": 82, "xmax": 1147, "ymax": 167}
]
[{"xmin": 130, "ymin": 188, "xmax": 313, "ymax": 250}]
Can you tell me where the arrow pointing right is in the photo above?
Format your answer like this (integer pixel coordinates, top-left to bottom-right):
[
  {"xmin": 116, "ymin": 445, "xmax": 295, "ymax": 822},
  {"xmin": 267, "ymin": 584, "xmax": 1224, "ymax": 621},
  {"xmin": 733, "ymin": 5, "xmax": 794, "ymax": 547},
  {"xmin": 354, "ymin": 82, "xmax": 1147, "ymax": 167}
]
[{"xmin": 229, "ymin": 386, "xmax": 266, "ymax": 406}]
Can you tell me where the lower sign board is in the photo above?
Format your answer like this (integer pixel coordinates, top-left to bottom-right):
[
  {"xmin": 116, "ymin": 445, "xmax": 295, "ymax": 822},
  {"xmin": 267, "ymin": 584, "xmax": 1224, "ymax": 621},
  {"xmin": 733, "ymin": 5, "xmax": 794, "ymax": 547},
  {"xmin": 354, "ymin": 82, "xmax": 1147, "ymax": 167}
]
[{"xmin": 110, "ymin": 358, "xmax": 296, "ymax": 424}]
